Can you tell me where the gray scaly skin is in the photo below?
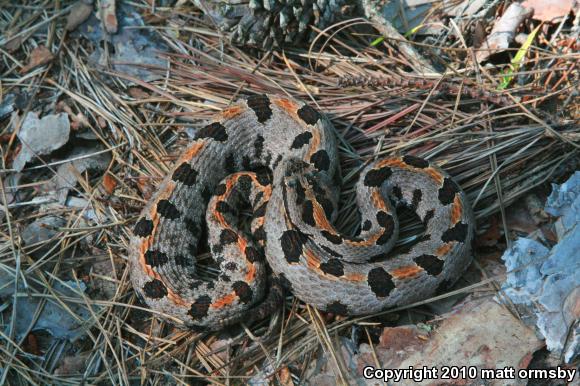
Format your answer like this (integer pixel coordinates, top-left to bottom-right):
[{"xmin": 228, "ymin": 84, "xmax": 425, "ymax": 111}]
[{"xmin": 129, "ymin": 94, "xmax": 475, "ymax": 330}]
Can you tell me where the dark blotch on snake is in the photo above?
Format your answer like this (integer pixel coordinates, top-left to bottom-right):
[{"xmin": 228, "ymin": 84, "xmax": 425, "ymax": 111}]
[
  {"xmin": 253, "ymin": 225, "xmax": 266, "ymax": 241},
  {"xmin": 134, "ymin": 218, "xmax": 153, "ymax": 237},
  {"xmin": 253, "ymin": 225, "xmax": 267, "ymax": 242},
  {"xmin": 376, "ymin": 232, "xmax": 393, "ymax": 245},
  {"xmin": 225, "ymin": 262, "xmax": 238, "ymax": 271},
  {"xmin": 245, "ymin": 246, "xmax": 264, "ymax": 262},
  {"xmin": 196, "ymin": 122, "xmax": 228, "ymax": 142},
  {"xmin": 211, "ymin": 243, "xmax": 224, "ymax": 254},
  {"xmin": 436, "ymin": 279, "xmax": 454, "ymax": 294},
  {"xmin": 285, "ymin": 160, "xmax": 310, "ymax": 177},
  {"xmin": 233, "ymin": 281, "xmax": 253, "ymax": 303},
  {"xmin": 442, "ymin": 222, "xmax": 469, "ymax": 243},
  {"xmin": 392, "ymin": 185, "xmax": 403, "ymax": 201},
  {"xmin": 362, "ymin": 220, "xmax": 372, "ymax": 232},
  {"xmin": 414, "ymin": 254, "xmax": 444, "ymax": 276},
  {"xmin": 321, "ymin": 230, "xmax": 342, "ymax": 244},
  {"xmin": 376, "ymin": 211, "xmax": 392, "ymax": 228},
  {"xmin": 310, "ymin": 150, "xmax": 330, "ymax": 171},
  {"xmin": 297, "ymin": 104, "xmax": 320, "ymax": 125},
  {"xmin": 144, "ymin": 250, "xmax": 168, "ymax": 267},
  {"xmin": 402, "ymin": 155, "xmax": 429, "ymax": 168},
  {"xmin": 246, "ymin": 94, "xmax": 272, "ymax": 123},
  {"xmin": 319, "ymin": 258, "xmax": 344, "ymax": 277},
  {"xmin": 254, "ymin": 135, "xmax": 265, "ymax": 158},
  {"xmin": 188, "ymin": 295, "xmax": 212, "ymax": 318},
  {"xmin": 157, "ymin": 200, "xmax": 180, "ymax": 220},
  {"xmin": 216, "ymin": 201, "xmax": 234, "ymax": 215},
  {"xmin": 280, "ymin": 229, "xmax": 308, "ymax": 263},
  {"xmin": 364, "ymin": 167, "xmax": 392, "ymax": 187},
  {"xmin": 254, "ymin": 191, "xmax": 264, "ymax": 207},
  {"xmin": 236, "ymin": 175, "xmax": 253, "ymax": 196},
  {"xmin": 263, "ymin": 152, "xmax": 272, "ymax": 167},
  {"xmin": 326, "ymin": 301, "xmax": 348, "ymax": 316},
  {"xmin": 220, "ymin": 229, "xmax": 239, "ymax": 245},
  {"xmin": 412, "ymin": 189, "xmax": 422, "ymax": 209},
  {"xmin": 294, "ymin": 182, "xmax": 306, "ymax": 205},
  {"xmin": 272, "ymin": 154, "xmax": 283, "ymax": 170},
  {"xmin": 189, "ymin": 281, "xmax": 203, "ymax": 290},
  {"xmin": 301, "ymin": 200, "xmax": 316, "ymax": 226},
  {"xmin": 225, "ymin": 154, "xmax": 236, "ymax": 173},
  {"xmin": 241, "ymin": 156, "xmax": 252, "ymax": 170},
  {"xmin": 215, "ymin": 184, "xmax": 227, "ymax": 196},
  {"xmin": 256, "ymin": 169, "xmax": 271, "ymax": 186},
  {"xmin": 438, "ymin": 177, "xmax": 460, "ymax": 206},
  {"xmin": 367, "ymin": 268, "xmax": 395, "ymax": 298},
  {"xmin": 376, "ymin": 212, "xmax": 395, "ymax": 243},
  {"xmin": 278, "ymin": 273, "xmax": 293, "ymax": 292},
  {"xmin": 290, "ymin": 132, "xmax": 313, "ymax": 149},
  {"xmin": 254, "ymin": 202, "xmax": 268, "ymax": 217},
  {"xmin": 423, "ymin": 209, "xmax": 435, "ymax": 227},
  {"xmin": 172, "ymin": 163, "xmax": 198, "ymax": 186},
  {"xmin": 143, "ymin": 279, "xmax": 167, "ymax": 299}
]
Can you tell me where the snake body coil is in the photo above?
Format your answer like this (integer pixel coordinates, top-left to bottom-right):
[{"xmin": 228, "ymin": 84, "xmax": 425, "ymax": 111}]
[{"xmin": 129, "ymin": 95, "xmax": 475, "ymax": 329}]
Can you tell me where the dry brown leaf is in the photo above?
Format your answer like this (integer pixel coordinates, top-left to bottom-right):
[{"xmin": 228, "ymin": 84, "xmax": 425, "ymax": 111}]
[
  {"xmin": 53, "ymin": 145, "xmax": 111, "ymax": 203},
  {"xmin": 54, "ymin": 354, "xmax": 89, "ymax": 375},
  {"xmin": 13, "ymin": 112, "xmax": 70, "ymax": 171},
  {"xmin": 378, "ymin": 325, "xmax": 426, "ymax": 351},
  {"xmin": 102, "ymin": 173, "xmax": 117, "ymax": 194},
  {"xmin": 477, "ymin": 215, "xmax": 502, "ymax": 247},
  {"xmin": 23, "ymin": 333, "xmax": 41, "ymax": 355},
  {"xmin": 20, "ymin": 45, "xmax": 54, "ymax": 73},
  {"xmin": 354, "ymin": 298, "xmax": 544, "ymax": 385},
  {"xmin": 128, "ymin": 87, "xmax": 151, "ymax": 99},
  {"xmin": 137, "ymin": 176, "xmax": 155, "ymax": 200},
  {"xmin": 521, "ymin": 0, "xmax": 579, "ymax": 23},
  {"xmin": 97, "ymin": 116, "xmax": 107, "ymax": 129},
  {"xmin": 278, "ymin": 366, "xmax": 295, "ymax": 386},
  {"xmin": 57, "ymin": 101, "xmax": 90, "ymax": 129}
]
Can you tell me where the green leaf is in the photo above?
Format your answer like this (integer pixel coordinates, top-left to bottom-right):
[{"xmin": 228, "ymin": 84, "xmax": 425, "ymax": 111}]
[
  {"xmin": 404, "ymin": 24, "xmax": 425, "ymax": 38},
  {"xmin": 370, "ymin": 36, "xmax": 384, "ymax": 46},
  {"xmin": 498, "ymin": 23, "xmax": 542, "ymax": 90}
]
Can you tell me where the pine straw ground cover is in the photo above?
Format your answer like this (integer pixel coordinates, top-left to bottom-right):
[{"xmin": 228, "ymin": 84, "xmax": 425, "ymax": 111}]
[{"xmin": 0, "ymin": 1, "xmax": 579, "ymax": 384}]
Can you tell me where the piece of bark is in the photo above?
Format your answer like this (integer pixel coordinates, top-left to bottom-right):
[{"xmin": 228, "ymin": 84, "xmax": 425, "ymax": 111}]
[{"xmin": 475, "ymin": 3, "xmax": 533, "ymax": 62}]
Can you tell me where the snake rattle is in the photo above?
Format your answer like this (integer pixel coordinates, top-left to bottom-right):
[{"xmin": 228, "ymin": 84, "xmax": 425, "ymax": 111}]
[{"xmin": 129, "ymin": 94, "xmax": 475, "ymax": 330}]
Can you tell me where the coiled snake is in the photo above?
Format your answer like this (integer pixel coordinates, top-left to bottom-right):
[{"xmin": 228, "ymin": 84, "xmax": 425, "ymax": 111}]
[{"xmin": 129, "ymin": 94, "xmax": 475, "ymax": 329}]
